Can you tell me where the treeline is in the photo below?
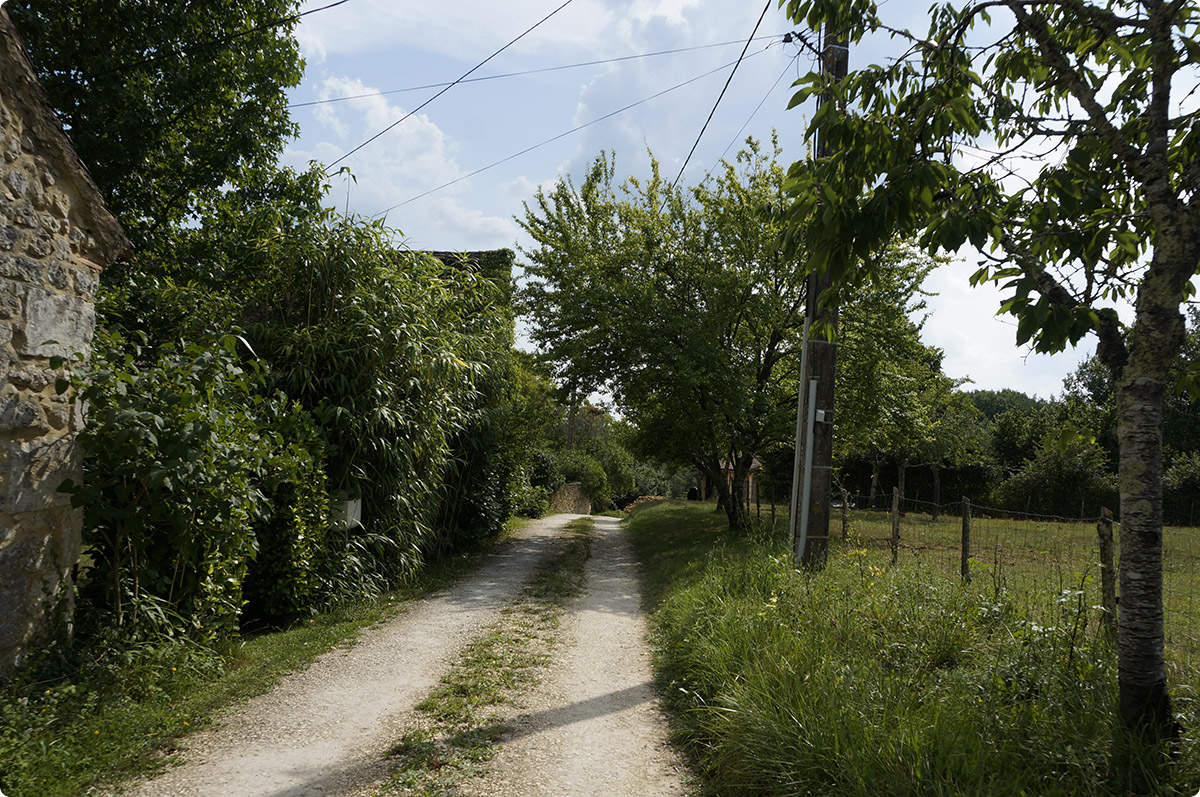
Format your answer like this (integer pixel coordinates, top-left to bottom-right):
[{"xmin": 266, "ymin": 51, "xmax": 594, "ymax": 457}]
[{"xmin": 808, "ymin": 319, "xmax": 1200, "ymax": 522}]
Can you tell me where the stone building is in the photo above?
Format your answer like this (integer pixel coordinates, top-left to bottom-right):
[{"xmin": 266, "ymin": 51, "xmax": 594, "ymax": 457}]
[{"xmin": 0, "ymin": 8, "xmax": 130, "ymax": 673}]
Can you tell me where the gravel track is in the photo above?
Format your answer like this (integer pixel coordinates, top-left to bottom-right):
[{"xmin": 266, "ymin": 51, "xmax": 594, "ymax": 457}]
[
  {"xmin": 113, "ymin": 514, "xmax": 584, "ymax": 797},
  {"xmin": 460, "ymin": 515, "xmax": 687, "ymax": 797}
]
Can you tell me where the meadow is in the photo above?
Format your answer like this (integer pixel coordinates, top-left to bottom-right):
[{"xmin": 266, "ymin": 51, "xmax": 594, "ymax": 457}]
[{"xmin": 627, "ymin": 500, "xmax": 1200, "ymax": 795}]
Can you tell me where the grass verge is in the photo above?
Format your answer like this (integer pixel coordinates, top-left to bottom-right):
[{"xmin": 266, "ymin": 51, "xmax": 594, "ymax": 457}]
[
  {"xmin": 381, "ymin": 517, "xmax": 594, "ymax": 795},
  {"xmin": 0, "ymin": 519, "xmax": 528, "ymax": 797},
  {"xmin": 627, "ymin": 500, "xmax": 1200, "ymax": 796}
]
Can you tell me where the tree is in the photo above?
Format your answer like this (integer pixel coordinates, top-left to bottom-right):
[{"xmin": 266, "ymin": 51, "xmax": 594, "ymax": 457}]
[
  {"xmin": 966, "ymin": 388, "xmax": 1045, "ymax": 421},
  {"xmin": 519, "ymin": 138, "xmax": 806, "ymax": 530},
  {"xmin": 8, "ymin": 0, "xmax": 303, "ymax": 248},
  {"xmin": 988, "ymin": 404, "xmax": 1055, "ymax": 476},
  {"xmin": 834, "ymin": 244, "xmax": 940, "ymax": 507},
  {"xmin": 915, "ymin": 380, "xmax": 989, "ymax": 518},
  {"xmin": 994, "ymin": 432, "xmax": 1117, "ymax": 517},
  {"xmin": 780, "ymin": 0, "xmax": 1200, "ymax": 741}
]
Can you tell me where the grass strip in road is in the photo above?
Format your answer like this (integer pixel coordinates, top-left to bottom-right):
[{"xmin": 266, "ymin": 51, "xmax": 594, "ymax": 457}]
[
  {"xmin": 0, "ymin": 519, "xmax": 529, "ymax": 797},
  {"xmin": 382, "ymin": 517, "xmax": 594, "ymax": 795},
  {"xmin": 627, "ymin": 500, "xmax": 1200, "ymax": 796}
]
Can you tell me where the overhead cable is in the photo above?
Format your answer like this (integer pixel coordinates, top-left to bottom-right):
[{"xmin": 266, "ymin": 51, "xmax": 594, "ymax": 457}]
[
  {"xmin": 666, "ymin": 0, "xmax": 774, "ymax": 197},
  {"xmin": 714, "ymin": 51, "xmax": 801, "ymax": 167},
  {"xmin": 374, "ymin": 44, "xmax": 777, "ymax": 219},
  {"xmin": 290, "ymin": 34, "xmax": 786, "ymax": 109},
  {"xmin": 326, "ymin": 0, "xmax": 577, "ymax": 170}
]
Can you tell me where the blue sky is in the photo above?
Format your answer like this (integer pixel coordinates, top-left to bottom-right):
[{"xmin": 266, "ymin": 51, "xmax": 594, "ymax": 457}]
[{"xmin": 284, "ymin": 0, "xmax": 1093, "ymax": 399}]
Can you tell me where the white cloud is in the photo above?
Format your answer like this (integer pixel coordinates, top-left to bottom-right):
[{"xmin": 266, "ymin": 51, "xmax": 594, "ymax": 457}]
[
  {"xmin": 283, "ymin": 77, "xmax": 514, "ymax": 253},
  {"xmin": 297, "ymin": 0, "xmax": 624, "ymax": 62}
]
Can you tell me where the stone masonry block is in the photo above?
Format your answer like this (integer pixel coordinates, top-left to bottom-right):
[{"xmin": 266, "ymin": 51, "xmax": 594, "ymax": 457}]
[
  {"xmin": 0, "ymin": 255, "xmax": 41, "ymax": 283},
  {"xmin": 4, "ymin": 166, "xmax": 29, "ymax": 200},
  {"xmin": 6, "ymin": 437, "xmax": 80, "ymax": 514},
  {"xmin": 8, "ymin": 360, "xmax": 53, "ymax": 391},
  {"xmin": 0, "ymin": 391, "xmax": 44, "ymax": 432},
  {"xmin": 17, "ymin": 285, "xmax": 95, "ymax": 358}
]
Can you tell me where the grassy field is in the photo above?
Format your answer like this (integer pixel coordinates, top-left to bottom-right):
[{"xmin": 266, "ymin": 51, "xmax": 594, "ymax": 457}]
[
  {"xmin": 745, "ymin": 501, "xmax": 1200, "ymax": 675},
  {"xmin": 627, "ymin": 500, "xmax": 1200, "ymax": 795}
]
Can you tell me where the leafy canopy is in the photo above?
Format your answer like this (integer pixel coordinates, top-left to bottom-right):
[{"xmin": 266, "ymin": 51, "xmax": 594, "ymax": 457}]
[
  {"xmin": 779, "ymin": 0, "xmax": 1199, "ymax": 361},
  {"xmin": 518, "ymin": 137, "xmax": 806, "ymax": 528},
  {"xmin": 8, "ymin": 0, "xmax": 303, "ymax": 247}
]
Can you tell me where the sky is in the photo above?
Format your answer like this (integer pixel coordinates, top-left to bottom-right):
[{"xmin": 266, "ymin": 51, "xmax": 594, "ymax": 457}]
[{"xmin": 284, "ymin": 0, "xmax": 1094, "ymax": 400}]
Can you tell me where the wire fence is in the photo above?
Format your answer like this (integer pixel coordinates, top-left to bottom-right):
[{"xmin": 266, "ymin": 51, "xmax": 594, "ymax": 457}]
[{"xmin": 750, "ymin": 489, "xmax": 1200, "ymax": 678}]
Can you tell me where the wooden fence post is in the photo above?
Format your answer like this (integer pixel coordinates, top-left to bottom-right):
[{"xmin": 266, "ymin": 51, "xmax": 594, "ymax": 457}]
[
  {"xmin": 1097, "ymin": 506, "xmax": 1117, "ymax": 636},
  {"xmin": 961, "ymin": 496, "xmax": 971, "ymax": 584},
  {"xmin": 890, "ymin": 486, "xmax": 901, "ymax": 565}
]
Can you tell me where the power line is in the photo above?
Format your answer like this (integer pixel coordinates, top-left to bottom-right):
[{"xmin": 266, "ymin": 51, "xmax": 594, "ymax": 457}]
[
  {"xmin": 290, "ymin": 35, "xmax": 786, "ymax": 109},
  {"xmin": 374, "ymin": 44, "xmax": 778, "ymax": 220},
  {"xmin": 69, "ymin": 0, "xmax": 354, "ymax": 84},
  {"xmin": 326, "ymin": 0, "xmax": 577, "ymax": 171},
  {"xmin": 667, "ymin": 0, "xmax": 774, "ymax": 196},
  {"xmin": 714, "ymin": 51, "xmax": 801, "ymax": 167}
]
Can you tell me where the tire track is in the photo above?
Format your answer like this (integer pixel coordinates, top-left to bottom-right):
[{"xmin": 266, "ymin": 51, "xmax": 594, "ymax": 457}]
[{"xmin": 113, "ymin": 514, "xmax": 587, "ymax": 797}]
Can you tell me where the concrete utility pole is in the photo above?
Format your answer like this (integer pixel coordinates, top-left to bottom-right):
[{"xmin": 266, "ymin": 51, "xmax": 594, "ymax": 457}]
[{"xmin": 801, "ymin": 24, "xmax": 848, "ymax": 567}]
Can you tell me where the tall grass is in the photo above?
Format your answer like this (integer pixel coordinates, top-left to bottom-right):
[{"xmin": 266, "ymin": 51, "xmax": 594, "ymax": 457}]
[{"xmin": 627, "ymin": 501, "xmax": 1200, "ymax": 795}]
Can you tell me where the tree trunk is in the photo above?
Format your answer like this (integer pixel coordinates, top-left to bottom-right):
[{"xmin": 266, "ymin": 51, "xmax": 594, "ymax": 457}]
[
  {"xmin": 1114, "ymin": 359, "xmax": 1176, "ymax": 740},
  {"xmin": 712, "ymin": 468, "xmax": 748, "ymax": 531},
  {"xmin": 1101, "ymin": 231, "xmax": 1194, "ymax": 742},
  {"xmin": 727, "ymin": 473, "xmax": 749, "ymax": 531},
  {"xmin": 897, "ymin": 458, "xmax": 907, "ymax": 516}
]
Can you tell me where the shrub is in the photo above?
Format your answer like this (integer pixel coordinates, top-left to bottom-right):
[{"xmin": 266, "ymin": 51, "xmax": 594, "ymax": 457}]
[
  {"xmin": 240, "ymin": 401, "xmax": 330, "ymax": 625},
  {"xmin": 246, "ymin": 218, "xmax": 510, "ymax": 588},
  {"xmin": 68, "ymin": 332, "xmax": 275, "ymax": 641}
]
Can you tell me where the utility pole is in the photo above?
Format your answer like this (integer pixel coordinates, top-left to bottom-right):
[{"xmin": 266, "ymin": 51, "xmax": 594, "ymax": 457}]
[{"xmin": 801, "ymin": 24, "xmax": 848, "ymax": 567}]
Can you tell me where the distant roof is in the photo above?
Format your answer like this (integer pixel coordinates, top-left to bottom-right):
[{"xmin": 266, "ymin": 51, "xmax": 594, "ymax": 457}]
[
  {"xmin": 427, "ymin": 249, "xmax": 514, "ymax": 273},
  {"xmin": 0, "ymin": 8, "xmax": 130, "ymax": 266}
]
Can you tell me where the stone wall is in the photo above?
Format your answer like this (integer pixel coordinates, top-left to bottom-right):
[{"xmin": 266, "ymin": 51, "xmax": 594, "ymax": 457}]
[
  {"xmin": 0, "ymin": 14, "xmax": 126, "ymax": 671},
  {"xmin": 548, "ymin": 482, "xmax": 592, "ymax": 516}
]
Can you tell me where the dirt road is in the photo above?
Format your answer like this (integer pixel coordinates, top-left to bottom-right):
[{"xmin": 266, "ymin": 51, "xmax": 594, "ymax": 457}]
[
  {"xmin": 461, "ymin": 514, "xmax": 686, "ymax": 797},
  {"xmin": 115, "ymin": 513, "xmax": 685, "ymax": 797}
]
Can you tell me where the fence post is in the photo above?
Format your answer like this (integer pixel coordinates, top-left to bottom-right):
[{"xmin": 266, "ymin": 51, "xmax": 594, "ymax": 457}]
[
  {"xmin": 890, "ymin": 486, "xmax": 900, "ymax": 565},
  {"xmin": 1097, "ymin": 506, "xmax": 1117, "ymax": 636},
  {"xmin": 840, "ymin": 486, "xmax": 849, "ymax": 542},
  {"xmin": 961, "ymin": 496, "xmax": 971, "ymax": 584}
]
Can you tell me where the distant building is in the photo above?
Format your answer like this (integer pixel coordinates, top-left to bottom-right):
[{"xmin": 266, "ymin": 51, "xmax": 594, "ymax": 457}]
[{"xmin": 698, "ymin": 457, "xmax": 761, "ymax": 503}]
